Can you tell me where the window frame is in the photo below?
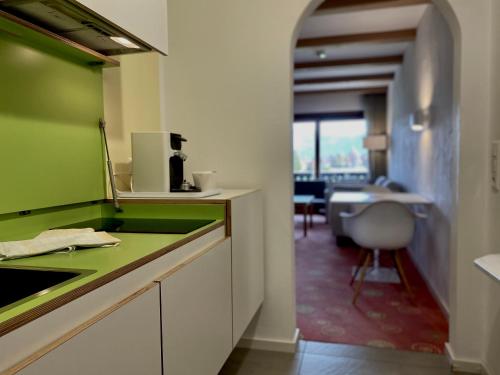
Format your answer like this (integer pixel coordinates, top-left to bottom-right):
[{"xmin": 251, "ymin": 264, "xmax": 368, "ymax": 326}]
[{"xmin": 293, "ymin": 111, "xmax": 366, "ymax": 180}]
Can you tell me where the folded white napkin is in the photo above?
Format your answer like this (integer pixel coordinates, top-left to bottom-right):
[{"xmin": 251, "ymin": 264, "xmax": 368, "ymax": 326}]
[{"xmin": 0, "ymin": 228, "xmax": 121, "ymax": 261}]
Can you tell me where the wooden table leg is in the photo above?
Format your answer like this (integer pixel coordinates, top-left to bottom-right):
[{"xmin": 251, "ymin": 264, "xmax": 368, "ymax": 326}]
[
  {"xmin": 303, "ymin": 204, "xmax": 307, "ymax": 237},
  {"xmin": 353, "ymin": 251, "xmax": 372, "ymax": 305},
  {"xmin": 309, "ymin": 204, "xmax": 314, "ymax": 228}
]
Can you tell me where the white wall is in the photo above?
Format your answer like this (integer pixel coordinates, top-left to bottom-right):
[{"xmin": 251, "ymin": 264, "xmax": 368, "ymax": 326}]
[
  {"xmin": 103, "ymin": 52, "xmax": 166, "ymax": 190},
  {"xmin": 160, "ymin": 0, "xmax": 494, "ymax": 354},
  {"xmin": 103, "ymin": 0, "xmax": 499, "ymax": 368},
  {"xmin": 388, "ymin": 6, "xmax": 454, "ymax": 313},
  {"xmin": 161, "ymin": 0, "xmax": 317, "ymax": 345},
  {"xmin": 439, "ymin": 0, "xmax": 492, "ymax": 369},
  {"xmin": 484, "ymin": 1, "xmax": 500, "ymax": 374},
  {"xmin": 294, "ymin": 92, "xmax": 363, "ymax": 114}
]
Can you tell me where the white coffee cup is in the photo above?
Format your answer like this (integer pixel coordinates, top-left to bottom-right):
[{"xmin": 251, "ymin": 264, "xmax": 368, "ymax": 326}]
[{"xmin": 192, "ymin": 171, "xmax": 217, "ymax": 191}]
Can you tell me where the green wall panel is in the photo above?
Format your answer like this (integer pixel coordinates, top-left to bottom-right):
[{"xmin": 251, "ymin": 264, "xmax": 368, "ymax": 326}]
[
  {"xmin": 101, "ymin": 203, "xmax": 226, "ymax": 220},
  {"xmin": 0, "ymin": 19, "xmax": 106, "ymax": 214},
  {"xmin": 0, "ymin": 203, "xmax": 102, "ymax": 241}
]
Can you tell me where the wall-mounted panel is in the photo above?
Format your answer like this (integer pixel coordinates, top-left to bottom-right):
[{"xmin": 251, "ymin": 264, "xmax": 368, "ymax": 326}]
[{"xmin": 0, "ymin": 19, "xmax": 106, "ymax": 214}]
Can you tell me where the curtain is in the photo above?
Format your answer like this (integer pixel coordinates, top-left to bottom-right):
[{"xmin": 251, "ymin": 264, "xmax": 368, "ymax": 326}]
[{"xmin": 362, "ymin": 94, "xmax": 387, "ymax": 181}]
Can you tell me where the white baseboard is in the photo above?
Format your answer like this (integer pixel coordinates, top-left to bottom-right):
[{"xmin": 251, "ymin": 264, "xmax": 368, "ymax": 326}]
[
  {"xmin": 237, "ymin": 329, "xmax": 301, "ymax": 353},
  {"xmin": 407, "ymin": 247, "xmax": 450, "ymax": 318},
  {"xmin": 445, "ymin": 343, "xmax": 488, "ymax": 374}
]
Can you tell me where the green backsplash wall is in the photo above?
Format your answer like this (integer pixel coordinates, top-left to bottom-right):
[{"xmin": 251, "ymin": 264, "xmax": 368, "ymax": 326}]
[{"xmin": 0, "ymin": 19, "xmax": 106, "ymax": 215}]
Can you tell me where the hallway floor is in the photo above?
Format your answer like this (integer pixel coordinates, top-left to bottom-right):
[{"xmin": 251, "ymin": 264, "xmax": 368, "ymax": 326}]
[
  {"xmin": 295, "ymin": 215, "xmax": 448, "ymax": 353},
  {"xmin": 219, "ymin": 341, "xmax": 464, "ymax": 374}
]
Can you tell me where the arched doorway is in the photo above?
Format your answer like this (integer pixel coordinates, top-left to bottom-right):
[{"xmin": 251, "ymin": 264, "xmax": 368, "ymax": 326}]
[
  {"xmin": 291, "ymin": 0, "xmax": 460, "ymax": 356},
  {"xmin": 156, "ymin": 0, "xmax": 494, "ymax": 370}
]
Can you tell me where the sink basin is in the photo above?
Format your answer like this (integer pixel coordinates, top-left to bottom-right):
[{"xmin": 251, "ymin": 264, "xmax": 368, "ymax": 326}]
[
  {"xmin": 0, "ymin": 266, "xmax": 95, "ymax": 312},
  {"xmin": 56, "ymin": 218, "xmax": 216, "ymax": 234}
]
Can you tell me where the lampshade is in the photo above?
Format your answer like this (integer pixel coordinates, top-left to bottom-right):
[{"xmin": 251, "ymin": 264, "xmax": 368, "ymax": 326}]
[{"xmin": 363, "ymin": 135, "xmax": 388, "ymax": 151}]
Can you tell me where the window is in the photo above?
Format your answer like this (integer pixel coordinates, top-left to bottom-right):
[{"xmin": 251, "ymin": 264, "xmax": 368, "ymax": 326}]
[
  {"xmin": 319, "ymin": 120, "xmax": 369, "ymax": 178},
  {"xmin": 293, "ymin": 118, "xmax": 369, "ymax": 182},
  {"xmin": 293, "ymin": 121, "xmax": 316, "ymax": 177}
]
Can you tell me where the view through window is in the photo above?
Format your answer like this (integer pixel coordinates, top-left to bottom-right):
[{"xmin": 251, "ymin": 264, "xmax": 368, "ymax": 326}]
[
  {"xmin": 293, "ymin": 121, "xmax": 316, "ymax": 176},
  {"xmin": 293, "ymin": 119, "xmax": 369, "ymax": 181}
]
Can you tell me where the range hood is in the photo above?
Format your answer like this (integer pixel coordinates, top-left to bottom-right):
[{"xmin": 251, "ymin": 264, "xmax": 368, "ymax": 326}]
[{"xmin": 0, "ymin": 0, "xmax": 153, "ymax": 55}]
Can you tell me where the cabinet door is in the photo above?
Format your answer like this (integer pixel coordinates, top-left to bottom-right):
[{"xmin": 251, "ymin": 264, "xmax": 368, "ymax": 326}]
[
  {"xmin": 18, "ymin": 284, "xmax": 162, "ymax": 375},
  {"xmin": 230, "ymin": 191, "xmax": 265, "ymax": 344},
  {"xmin": 160, "ymin": 239, "xmax": 232, "ymax": 375},
  {"xmin": 75, "ymin": 0, "xmax": 168, "ymax": 54}
]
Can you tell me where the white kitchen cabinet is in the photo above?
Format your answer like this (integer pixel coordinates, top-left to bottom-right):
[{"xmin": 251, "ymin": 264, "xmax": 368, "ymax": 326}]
[
  {"xmin": 75, "ymin": 0, "xmax": 168, "ymax": 54},
  {"xmin": 159, "ymin": 239, "xmax": 233, "ymax": 375},
  {"xmin": 17, "ymin": 284, "xmax": 162, "ymax": 375},
  {"xmin": 230, "ymin": 190, "xmax": 265, "ymax": 345},
  {"xmin": 0, "ymin": 199, "xmax": 264, "ymax": 374}
]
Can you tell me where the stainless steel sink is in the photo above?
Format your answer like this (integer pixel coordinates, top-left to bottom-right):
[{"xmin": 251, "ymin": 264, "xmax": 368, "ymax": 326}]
[{"xmin": 0, "ymin": 266, "xmax": 95, "ymax": 313}]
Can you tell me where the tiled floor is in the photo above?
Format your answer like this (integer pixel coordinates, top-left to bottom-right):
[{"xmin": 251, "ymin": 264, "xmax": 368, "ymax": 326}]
[{"xmin": 219, "ymin": 341, "xmax": 466, "ymax": 375}]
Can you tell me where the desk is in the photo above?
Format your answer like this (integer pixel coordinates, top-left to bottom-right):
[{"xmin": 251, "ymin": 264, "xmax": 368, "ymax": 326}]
[
  {"xmin": 330, "ymin": 191, "xmax": 431, "ymax": 283},
  {"xmin": 294, "ymin": 195, "xmax": 315, "ymax": 237},
  {"xmin": 330, "ymin": 192, "xmax": 431, "ymax": 205}
]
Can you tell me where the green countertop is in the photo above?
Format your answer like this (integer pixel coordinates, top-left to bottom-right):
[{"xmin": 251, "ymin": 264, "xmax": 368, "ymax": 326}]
[{"xmin": 0, "ymin": 202, "xmax": 226, "ymax": 334}]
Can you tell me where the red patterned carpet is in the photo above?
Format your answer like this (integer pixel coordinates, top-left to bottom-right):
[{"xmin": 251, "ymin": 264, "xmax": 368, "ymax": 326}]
[{"xmin": 295, "ymin": 216, "xmax": 449, "ymax": 354}]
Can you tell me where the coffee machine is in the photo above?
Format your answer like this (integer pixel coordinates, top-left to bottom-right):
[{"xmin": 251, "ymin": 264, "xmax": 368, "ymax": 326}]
[
  {"xmin": 131, "ymin": 131, "xmax": 198, "ymax": 193},
  {"xmin": 169, "ymin": 133, "xmax": 199, "ymax": 192}
]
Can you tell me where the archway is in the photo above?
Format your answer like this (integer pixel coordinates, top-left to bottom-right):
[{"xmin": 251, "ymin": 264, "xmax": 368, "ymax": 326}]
[
  {"xmin": 155, "ymin": 0, "xmax": 493, "ymax": 369},
  {"xmin": 290, "ymin": 0, "xmax": 463, "ymax": 356}
]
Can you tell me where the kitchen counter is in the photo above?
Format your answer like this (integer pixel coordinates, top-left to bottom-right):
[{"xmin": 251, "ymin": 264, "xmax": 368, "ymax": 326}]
[
  {"xmin": 0, "ymin": 190, "xmax": 264, "ymax": 374},
  {"xmin": 115, "ymin": 188, "xmax": 260, "ymax": 203},
  {"xmin": 0, "ymin": 201, "xmax": 225, "ymax": 336}
]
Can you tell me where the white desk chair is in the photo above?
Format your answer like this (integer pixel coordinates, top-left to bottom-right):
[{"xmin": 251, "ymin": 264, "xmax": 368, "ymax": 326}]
[{"xmin": 341, "ymin": 200, "xmax": 425, "ymax": 304}]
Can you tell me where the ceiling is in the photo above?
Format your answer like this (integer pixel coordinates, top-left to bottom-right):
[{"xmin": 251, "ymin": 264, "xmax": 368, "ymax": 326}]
[{"xmin": 294, "ymin": 0, "xmax": 431, "ymax": 95}]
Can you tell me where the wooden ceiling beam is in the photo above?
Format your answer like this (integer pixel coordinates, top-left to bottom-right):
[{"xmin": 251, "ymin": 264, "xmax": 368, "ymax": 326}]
[
  {"xmin": 315, "ymin": 0, "xmax": 432, "ymax": 14},
  {"xmin": 295, "ymin": 73, "xmax": 394, "ymax": 85},
  {"xmin": 295, "ymin": 55, "xmax": 403, "ymax": 70},
  {"xmin": 296, "ymin": 29, "xmax": 416, "ymax": 49},
  {"xmin": 294, "ymin": 87, "xmax": 388, "ymax": 96}
]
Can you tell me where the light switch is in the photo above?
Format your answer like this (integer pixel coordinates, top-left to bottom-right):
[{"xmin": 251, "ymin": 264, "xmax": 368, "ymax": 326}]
[{"xmin": 492, "ymin": 141, "xmax": 500, "ymax": 191}]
